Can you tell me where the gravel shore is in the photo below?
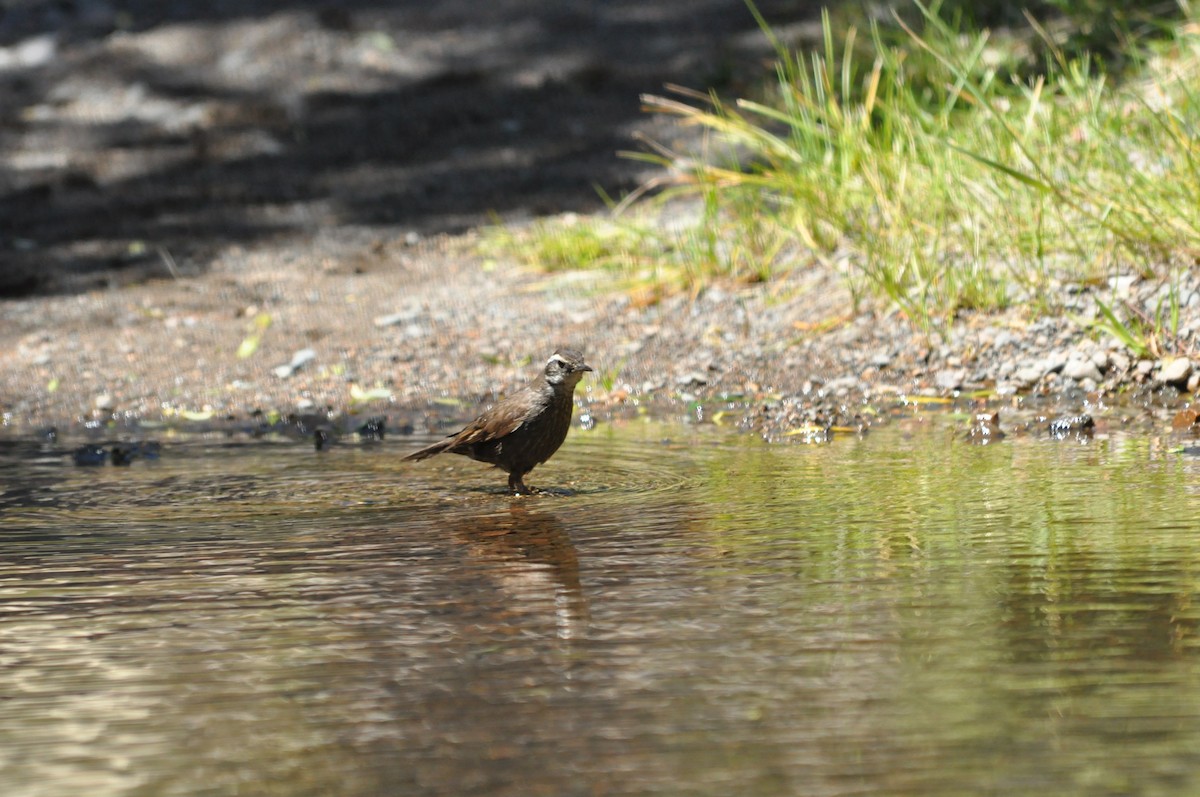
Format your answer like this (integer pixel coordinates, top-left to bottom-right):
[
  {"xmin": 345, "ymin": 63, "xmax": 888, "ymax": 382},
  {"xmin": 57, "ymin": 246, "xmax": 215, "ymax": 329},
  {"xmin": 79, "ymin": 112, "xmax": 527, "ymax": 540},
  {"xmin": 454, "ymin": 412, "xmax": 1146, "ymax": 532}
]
[{"xmin": 1, "ymin": 1, "xmax": 1196, "ymax": 441}]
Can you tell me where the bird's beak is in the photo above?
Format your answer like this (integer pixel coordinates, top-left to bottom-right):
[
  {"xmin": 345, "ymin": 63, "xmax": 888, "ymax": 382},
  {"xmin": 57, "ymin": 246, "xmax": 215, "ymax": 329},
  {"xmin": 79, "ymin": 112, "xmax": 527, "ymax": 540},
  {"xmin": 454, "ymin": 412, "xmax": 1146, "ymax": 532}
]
[{"xmin": 578, "ymin": 363, "xmax": 594, "ymax": 373}]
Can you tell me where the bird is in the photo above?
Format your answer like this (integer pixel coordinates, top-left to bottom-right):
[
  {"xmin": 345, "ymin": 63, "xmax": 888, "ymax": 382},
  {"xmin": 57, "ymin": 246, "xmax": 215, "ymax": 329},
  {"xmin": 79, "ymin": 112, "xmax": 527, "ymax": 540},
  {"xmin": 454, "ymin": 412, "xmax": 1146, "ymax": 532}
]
[{"xmin": 404, "ymin": 349, "xmax": 593, "ymax": 494}]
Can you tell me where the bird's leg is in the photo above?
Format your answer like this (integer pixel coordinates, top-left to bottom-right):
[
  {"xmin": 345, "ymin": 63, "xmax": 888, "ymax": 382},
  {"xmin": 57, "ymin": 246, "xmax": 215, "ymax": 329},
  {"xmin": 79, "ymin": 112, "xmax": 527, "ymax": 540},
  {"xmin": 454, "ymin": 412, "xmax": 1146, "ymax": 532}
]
[{"xmin": 508, "ymin": 472, "xmax": 532, "ymax": 495}]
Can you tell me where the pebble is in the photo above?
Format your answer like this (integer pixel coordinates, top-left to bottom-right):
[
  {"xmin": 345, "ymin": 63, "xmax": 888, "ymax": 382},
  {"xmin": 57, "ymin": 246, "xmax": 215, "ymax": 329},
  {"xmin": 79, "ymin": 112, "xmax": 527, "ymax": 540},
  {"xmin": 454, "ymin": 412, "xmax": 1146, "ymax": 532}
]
[
  {"xmin": 935, "ymin": 368, "xmax": 966, "ymax": 392},
  {"xmin": 275, "ymin": 348, "xmax": 317, "ymax": 379},
  {"xmin": 374, "ymin": 310, "xmax": 422, "ymax": 327},
  {"xmin": 1014, "ymin": 365, "xmax": 1044, "ymax": 387},
  {"xmin": 94, "ymin": 393, "xmax": 114, "ymax": 411},
  {"xmin": 1159, "ymin": 357, "xmax": 1193, "ymax": 387},
  {"xmin": 1109, "ymin": 275, "xmax": 1138, "ymax": 298},
  {"xmin": 993, "ymin": 330, "xmax": 1016, "ymax": 348},
  {"xmin": 825, "ymin": 376, "xmax": 860, "ymax": 394},
  {"xmin": 1063, "ymin": 355, "xmax": 1103, "ymax": 383},
  {"xmin": 676, "ymin": 372, "xmax": 708, "ymax": 388},
  {"xmin": 1042, "ymin": 351, "xmax": 1068, "ymax": 375}
]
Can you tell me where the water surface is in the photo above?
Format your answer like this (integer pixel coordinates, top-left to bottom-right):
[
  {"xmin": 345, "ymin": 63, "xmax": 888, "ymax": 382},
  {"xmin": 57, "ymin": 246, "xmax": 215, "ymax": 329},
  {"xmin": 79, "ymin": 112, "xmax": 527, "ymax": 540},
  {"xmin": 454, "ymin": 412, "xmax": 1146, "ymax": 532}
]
[{"xmin": 3, "ymin": 419, "xmax": 1200, "ymax": 796}]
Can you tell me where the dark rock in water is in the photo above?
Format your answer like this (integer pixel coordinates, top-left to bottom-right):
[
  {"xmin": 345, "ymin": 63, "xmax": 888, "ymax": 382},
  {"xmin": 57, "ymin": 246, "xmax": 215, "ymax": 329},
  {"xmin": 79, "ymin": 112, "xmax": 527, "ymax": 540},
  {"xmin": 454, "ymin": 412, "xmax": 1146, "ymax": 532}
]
[
  {"xmin": 293, "ymin": 413, "xmax": 330, "ymax": 434},
  {"xmin": 135, "ymin": 441, "xmax": 162, "ymax": 460},
  {"xmin": 1048, "ymin": 414, "xmax": 1095, "ymax": 438},
  {"xmin": 110, "ymin": 440, "xmax": 162, "ymax": 466},
  {"xmin": 73, "ymin": 444, "xmax": 108, "ymax": 466},
  {"xmin": 357, "ymin": 416, "xmax": 386, "ymax": 440},
  {"xmin": 966, "ymin": 411, "xmax": 1005, "ymax": 443},
  {"xmin": 110, "ymin": 444, "xmax": 136, "ymax": 466},
  {"xmin": 314, "ymin": 429, "xmax": 330, "ymax": 451}
]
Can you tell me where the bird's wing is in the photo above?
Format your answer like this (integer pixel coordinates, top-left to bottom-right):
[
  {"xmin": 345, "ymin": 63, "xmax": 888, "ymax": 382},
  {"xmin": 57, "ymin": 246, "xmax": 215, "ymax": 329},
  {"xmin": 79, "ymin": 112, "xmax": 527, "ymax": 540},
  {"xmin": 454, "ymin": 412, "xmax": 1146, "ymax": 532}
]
[{"xmin": 446, "ymin": 394, "xmax": 529, "ymax": 446}]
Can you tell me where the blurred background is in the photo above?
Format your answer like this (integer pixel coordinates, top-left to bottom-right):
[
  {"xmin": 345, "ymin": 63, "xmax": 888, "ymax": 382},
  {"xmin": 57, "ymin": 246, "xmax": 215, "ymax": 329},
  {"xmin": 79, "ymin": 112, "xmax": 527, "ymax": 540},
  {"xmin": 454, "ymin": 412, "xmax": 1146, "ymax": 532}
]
[{"xmin": 0, "ymin": 0, "xmax": 1171, "ymax": 297}]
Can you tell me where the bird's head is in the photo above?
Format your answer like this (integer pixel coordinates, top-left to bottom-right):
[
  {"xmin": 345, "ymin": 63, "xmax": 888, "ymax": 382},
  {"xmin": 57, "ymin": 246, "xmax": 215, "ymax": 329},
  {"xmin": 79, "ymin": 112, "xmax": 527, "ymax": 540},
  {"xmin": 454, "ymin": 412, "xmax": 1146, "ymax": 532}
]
[{"xmin": 544, "ymin": 348, "xmax": 593, "ymax": 387}]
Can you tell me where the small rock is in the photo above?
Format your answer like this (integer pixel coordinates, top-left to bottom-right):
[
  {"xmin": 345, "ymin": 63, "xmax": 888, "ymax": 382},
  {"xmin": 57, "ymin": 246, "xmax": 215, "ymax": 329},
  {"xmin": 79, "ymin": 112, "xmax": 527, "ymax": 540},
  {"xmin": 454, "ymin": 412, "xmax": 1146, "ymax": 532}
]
[
  {"xmin": 935, "ymin": 368, "xmax": 966, "ymax": 392},
  {"xmin": 1172, "ymin": 408, "xmax": 1200, "ymax": 430},
  {"xmin": 1048, "ymin": 414, "xmax": 1095, "ymax": 438},
  {"xmin": 373, "ymin": 309, "xmax": 422, "ymax": 327},
  {"xmin": 110, "ymin": 444, "xmax": 136, "ymax": 467},
  {"xmin": 94, "ymin": 393, "xmax": 114, "ymax": 411},
  {"xmin": 1014, "ymin": 365, "xmax": 1044, "ymax": 387},
  {"xmin": 1042, "ymin": 351, "xmax": 1068, "ymax": 375},
  {"xmin": 1109, "ymin": 275, "xmax": 1138, "ymax": 298},
  {"xmin": 275, "ymin": 348, "xmax": 317, "ymax": 379},
  {"xmin": 1063, "ymin": 356, "xmax": 1103, "ymax": 383},
  {"xmin": 966, "ymin": 412, "xmax": 1005, "ymax": 443},
  {"xmin": 826, "ymin": 376, "xmax": 860, "ymax": 394},
  {"xmin": 73, "ymin": 444, "xmax": 108, "ymax": 466},
  {"xmin": 1159, "ymin": 357, "xmax": 1193, "ymax": 388},
  {"xmin": 676, "ymin": 372, "xmax": 708, "ymax": 388}
]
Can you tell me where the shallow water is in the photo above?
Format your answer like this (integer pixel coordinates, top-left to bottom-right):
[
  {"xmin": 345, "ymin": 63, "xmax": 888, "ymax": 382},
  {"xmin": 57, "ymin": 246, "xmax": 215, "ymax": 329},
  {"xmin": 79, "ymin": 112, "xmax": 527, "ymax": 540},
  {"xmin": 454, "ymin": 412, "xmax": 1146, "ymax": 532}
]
[{"xmin": 3, "ymin": 418, "xmax": 1200, "ymax": 796}]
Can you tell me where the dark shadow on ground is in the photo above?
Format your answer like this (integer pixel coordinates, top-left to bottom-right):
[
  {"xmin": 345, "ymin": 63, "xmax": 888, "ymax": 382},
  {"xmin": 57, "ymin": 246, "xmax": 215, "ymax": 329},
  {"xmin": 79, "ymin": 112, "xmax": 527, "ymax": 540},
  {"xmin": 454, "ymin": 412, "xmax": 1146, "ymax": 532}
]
[{"xmin": 0, "ymin": 0, "xmax": 828, "ymax": 297}]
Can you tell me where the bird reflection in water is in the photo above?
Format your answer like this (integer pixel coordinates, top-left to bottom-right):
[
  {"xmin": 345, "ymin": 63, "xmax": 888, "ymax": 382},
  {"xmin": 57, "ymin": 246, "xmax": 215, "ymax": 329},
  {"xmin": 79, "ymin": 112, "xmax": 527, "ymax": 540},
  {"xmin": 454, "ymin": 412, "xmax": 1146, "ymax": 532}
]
[{"xmin": 451, "ymin": 505, "xmax": 588, "ymax": 640}]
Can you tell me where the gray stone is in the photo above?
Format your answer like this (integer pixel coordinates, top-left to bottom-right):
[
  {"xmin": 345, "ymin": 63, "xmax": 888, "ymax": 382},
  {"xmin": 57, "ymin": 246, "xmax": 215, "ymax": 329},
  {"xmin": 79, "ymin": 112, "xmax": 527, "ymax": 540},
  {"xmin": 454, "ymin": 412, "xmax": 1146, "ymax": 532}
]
[
  {"xmin": 1159, "ymin": 357, "xmax": 1193, "ymax": 387},
  {"xmin": 1041, "ymin": 351, "xmax": 1068, "ymax": 375},
  {"xmin": 993, "ymin": 330, "xmax": 1016, "ymax": 349},
  {"xmin": 1015, "ymin": 365, "xmax": 1044, "ymax": 387},
  {"xmin": 374, "ymin": 309, "xmax": 422, "ymax": 327},
  {"xmin": 1109, "ymin": 275, "xmax": 1138, "ymax": 298},
  {"xmin": 826, "ymin": 376, "xmax": 860, "ymax": 394},
  {"xmin": 274, "ymin": 348, "xmax": 317, "ymax": 379},
  {"xmin": 935, "ymin": 368, "xmax": 967, "ymax": 392},
  {"xmin": 1063, "ymin": 356, "xmax": 1103, "ymax": 383}
]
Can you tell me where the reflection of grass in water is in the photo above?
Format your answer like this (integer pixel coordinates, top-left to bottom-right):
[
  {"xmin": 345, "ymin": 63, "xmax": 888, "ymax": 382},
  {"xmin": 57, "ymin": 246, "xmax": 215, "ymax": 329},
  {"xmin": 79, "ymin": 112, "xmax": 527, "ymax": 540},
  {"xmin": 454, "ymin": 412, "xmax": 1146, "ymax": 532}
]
[
  {"xmin": 692, "ymin": 422, "xmax": 1200, "ymax": 597},
  {"xmin": 7, "ymin": 419, "xmax": 1200, "ymax": 796}
]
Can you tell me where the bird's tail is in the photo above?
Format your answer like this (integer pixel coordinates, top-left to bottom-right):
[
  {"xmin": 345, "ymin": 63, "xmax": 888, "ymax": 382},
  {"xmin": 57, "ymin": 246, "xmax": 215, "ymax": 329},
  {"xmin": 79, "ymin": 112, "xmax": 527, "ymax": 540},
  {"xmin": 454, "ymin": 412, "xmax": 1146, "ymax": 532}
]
[{"xmin": 402, "ymin": 439, "xmax": 454, "ymax": 461}]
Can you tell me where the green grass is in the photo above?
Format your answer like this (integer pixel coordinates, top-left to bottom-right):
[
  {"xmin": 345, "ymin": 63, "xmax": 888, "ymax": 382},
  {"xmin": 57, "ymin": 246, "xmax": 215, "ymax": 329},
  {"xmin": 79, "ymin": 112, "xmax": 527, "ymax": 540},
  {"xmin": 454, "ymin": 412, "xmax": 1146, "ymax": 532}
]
[{"xmin": 485, "ymin": 0, "xmax": 1200, "ymax": 335}]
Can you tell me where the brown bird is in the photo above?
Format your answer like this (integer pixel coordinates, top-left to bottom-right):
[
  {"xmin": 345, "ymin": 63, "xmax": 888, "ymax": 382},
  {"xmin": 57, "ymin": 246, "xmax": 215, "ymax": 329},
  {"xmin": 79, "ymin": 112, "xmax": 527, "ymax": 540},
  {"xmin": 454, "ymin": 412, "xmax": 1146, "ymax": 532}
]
[{"xmin": 404, "ymin": 349, "xmax": 593, "ymax": 494}]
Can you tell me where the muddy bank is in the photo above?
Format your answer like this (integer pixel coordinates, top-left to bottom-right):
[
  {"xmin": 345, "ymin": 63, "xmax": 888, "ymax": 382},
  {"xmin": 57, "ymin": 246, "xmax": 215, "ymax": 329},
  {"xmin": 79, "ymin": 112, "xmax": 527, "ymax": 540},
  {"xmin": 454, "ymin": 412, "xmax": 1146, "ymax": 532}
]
[{"xmin": 2, "ymin": 221, "xmax": 1195, "ymax": 446}]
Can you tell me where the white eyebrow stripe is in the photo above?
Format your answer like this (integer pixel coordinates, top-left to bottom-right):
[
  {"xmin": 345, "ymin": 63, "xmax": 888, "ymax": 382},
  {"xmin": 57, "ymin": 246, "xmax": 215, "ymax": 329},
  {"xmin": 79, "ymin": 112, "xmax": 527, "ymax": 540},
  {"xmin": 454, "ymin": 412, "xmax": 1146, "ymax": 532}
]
[{"xmin": 548, "ymin": 354, "xmax": 570, "ymax": 366}]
